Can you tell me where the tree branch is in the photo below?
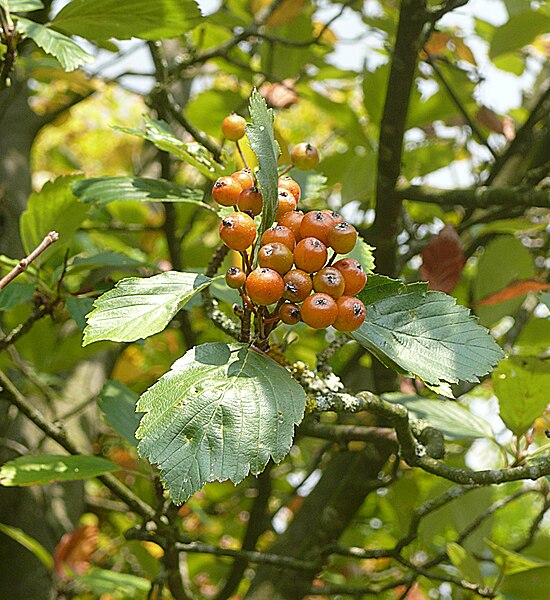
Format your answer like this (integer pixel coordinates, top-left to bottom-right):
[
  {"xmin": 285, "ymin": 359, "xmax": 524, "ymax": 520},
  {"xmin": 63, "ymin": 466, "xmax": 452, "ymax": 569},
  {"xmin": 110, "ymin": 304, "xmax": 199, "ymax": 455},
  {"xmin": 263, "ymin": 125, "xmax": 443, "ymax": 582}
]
[
  {"xmin": 397, "ymin": 185, "xmax": 550, "ymax": 208},
  {"xmin": 0, "ymin": 231, "xmax": 58, "ymax": 290}
]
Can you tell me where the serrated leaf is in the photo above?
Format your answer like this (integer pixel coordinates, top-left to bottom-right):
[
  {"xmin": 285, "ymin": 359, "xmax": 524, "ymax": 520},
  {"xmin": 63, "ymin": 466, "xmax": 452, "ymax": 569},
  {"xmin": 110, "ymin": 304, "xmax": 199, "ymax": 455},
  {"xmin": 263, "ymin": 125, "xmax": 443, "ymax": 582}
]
[
  {"xmin": 486, "ymin": 539, "xmax": 550, "ymax": 575},
  {"xmin": 136, "ymin": 343, "xmax": 306, "ymax": 504},
  {"xmin": 358, "ymin": 274, "xmax": 428, "ymax": 306},
  {"xmin": 246, "ymin": 89, "xmax": 280, "ymax": 241},
  {"xmin": 51, "ymin": 0, "xmax": 202, "ymax": 42},
  {"xmin": 115, "ymin": 117, "xmax": 229, "ymax": 180},
  {"xmin": 83, "ymin": 271, "xmax": 219, "ymax": 346},
  {"xmin": 0, "ymin": 455, "xmax": 118, "ymax": 486},
  {"xmin": 0, "ymin": 524, "xmax": 53, "ymax": 570},
  {"xmin": 383, "ymin": 393, "xmax": 493, "ymax": 439},
  {"xmin": 492, "ymin": 356, "xmax": 550, "ymax": 436},
  {"xmin": 98, "ymin": 380, "xmax": 140, "ymax": 446},
  {"xmin": 0, "ymin": 283, "xmax": 34, "ymax": 311},
  {"xmin": 343, "ymin": 236, "xmax": 375, "ymax": 274},
  {"xmin": 15, "ymin": 17, "xmax": 94, "ymax": 72},
  {"xmin": 19, "ymin": 175, "xmax": 88, "ymax": 261},
  {"xmin": 352, "ymin": 291, "xmax": 504, "ymax": 395},
  {"xmin": 447, "ymin": 542, "xmax": 484, "ymax": 585},
  {"xmin": 5, "ymin": 0, "xmax": 44, "ymax": 11},
  {"xmin": 71, "ymin": 177, "xmax": 215, "ymax": 211}
]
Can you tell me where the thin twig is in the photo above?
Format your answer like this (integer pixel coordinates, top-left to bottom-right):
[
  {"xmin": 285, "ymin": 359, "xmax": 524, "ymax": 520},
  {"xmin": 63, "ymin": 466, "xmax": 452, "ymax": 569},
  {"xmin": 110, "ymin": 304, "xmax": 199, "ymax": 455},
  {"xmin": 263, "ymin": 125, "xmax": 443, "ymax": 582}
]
[{"xmin": 0, "ymin": 231, "xmax": 59, "ymax": 290}]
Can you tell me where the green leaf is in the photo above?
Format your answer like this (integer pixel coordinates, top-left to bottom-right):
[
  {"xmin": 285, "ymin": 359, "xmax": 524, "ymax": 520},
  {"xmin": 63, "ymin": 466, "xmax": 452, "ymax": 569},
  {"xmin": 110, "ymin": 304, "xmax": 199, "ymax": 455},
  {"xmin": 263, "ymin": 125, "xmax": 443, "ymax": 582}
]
[
  {"xmin": 473, "ymin": 236, "xmax": 536, "ymax": 327},
  {"xmin": 65, "ymin": 297, "xmax": 94, "ymax": 330},
  {"xmin": 83, "ymin": 271, "xmax": 220, "ymax": 346},
  {"xmin": 343, "ymin": 237, "xmax": 375, "ymax": 274},
  {"xmin": 447, "ymin": 542, "xmax": 484, "ymax": 585},
  {"xmin": 115, "ymin": 117, "xmax": 229, "ymax": 180},
  {"xmin": 77, "ymin": 568, "xmax": 150, "ymax": 599},
  {"xmin": 492, "ymin": 356, "xmax": 550, "ymax": 436},
  {"xmin": 0, "ymin": 283, "xmax": 34, "ymax": 311},
  {"xmin": 383, "ymin": 393, "xmax": 493, "ymax": 439},
  {"xmin": 540, "ymin": 291, "xmax": 550, "ymax": 313},
  {"xmin": 0, "ymin": 455, "xmax": 118, "ymax": 486},
  {"xmin": 4, "ymin": 0, "xmax": 44, "ymax": 11},
  {"xmin": 71, "ymin": 177, "xmax": 215, "ymax": 211},
  {"xmin": 362, "ymin": 63, "xmax": 390, "ymax": 127},
  {"xmin": 352, "ymin": 290, "xmax": 504, "ymax": 395},
  {"xmin": 490, "ymin": 11, "xmax": 550, "ymax": 59},
  {"xmin": 66, "ymin": 252, "xmax": 151, "ymax": 275},
  {"xmin": 19, "ymin": 175, "xmax": 88, "ymax": 260},
  {"xmin": 486, "ymin": 539, "xmax": 550, "ymax": 575},
  {"xmin": 246, "ymin": 89, "xmax": 280, "ymax": 241},
  {"xmin": 51, "ymin": 0, "xmax": 202, "ymax": 42},
  {"xmin": 358, "ymin": 275, "xmax": 428, "ymax": 307},
  {"xmin": 98, "ymin": 380, "xmax": 140, "ymax": 446},
  {"xmin": 0, "ymin": 523, "xmax": 53, "ymax": 570},
  {"xmin": 15, "ymin": 17, "xmax": 94, "ymax": 71},
  {"xmin": 136, "ymin": 342, "xmax": 306, "ymax": 504}
]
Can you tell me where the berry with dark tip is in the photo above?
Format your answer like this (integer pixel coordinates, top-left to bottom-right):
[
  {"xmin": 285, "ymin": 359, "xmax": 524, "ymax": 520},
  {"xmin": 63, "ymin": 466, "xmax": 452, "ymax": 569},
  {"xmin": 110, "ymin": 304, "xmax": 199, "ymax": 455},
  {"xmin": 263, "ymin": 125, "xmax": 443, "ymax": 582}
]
[
  {"xmin": 225, "ymin": 267, "xmax": 246, "ymax": 289},
  {"xmin": 261, "ymin": 225, "xmax": 296, "ymax": 250},
  {"xmin": 278, "ymin": 176, "xmax": 301, "ymax": 203},
  {"xmin": 212, "ymin": 176, "xmax": 242, "ymax": 207},
  {"xmin": 301, "ymin": 293, "xmax": 338, "ymax": 329},
  {"xmin": 291, "ymin": 142, "xmax": 319, "ymax": 171},
  {"xmin": 276, "ymin": 188, "xmax": 297, "ymax": 220},
  {"xmin": 293, "ymin": 237, "xmax": 328, "ymax": 273},
  {"xmin": 300, "ymin": 210, "xmax": 335, "ymax": 245},
  {"xmin": 232, "ymin": 168, "xmax": 255, "ymax": 190},
  {"xmin": 245, "ymin": 268, "xmax": 284, "ymax": 305},
  {"xmin": 219, "ymin": 212, "xmax": 256, "ymax": 251},
  {"xmin": 333, "ymin": 296, "xmax": 366, "ymax": 332},
  {"xmin": 333, "ymin": 258, "xmax": 367, "ymax": 296},
  {"xmin": 283, "ymin": 269, "xmax": 313, "ymax": 302},
  {"xmin": 279, "ymin": 302, "xmax": 301, "ymax": 325},
  {"xmin": 258, "ymin": 242, "xmax": 294, "ymax": 275},
  {"xmin": 327, "ymin": 222, "xmax": 358, "ymax": 254},
  {"xmin": 278, "ymin": 210, "xmax": 304, "ymax": 241},
  {"xmin": 238, "ymin": 186, "xmax": 263, "ymax": 215},
  {"xmin": 312, "ymin": 267, "xmax": 345, "ymax": 299}
]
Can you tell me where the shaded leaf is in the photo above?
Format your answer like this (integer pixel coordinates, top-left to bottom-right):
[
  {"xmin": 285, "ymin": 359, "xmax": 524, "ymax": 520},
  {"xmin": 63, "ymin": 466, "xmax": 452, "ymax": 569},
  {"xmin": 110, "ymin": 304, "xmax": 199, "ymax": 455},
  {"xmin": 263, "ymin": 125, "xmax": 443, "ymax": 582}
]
[
  {"xmin": 19, "ymin": 175, "xmax": 88, "ymax": 261},
  {"xmin": 447, "ymin": 542, "xmax": 484, "ymax": 584},
  {"xmin": 83, "ymin": 272, "xmax": 220, "ymax": 346},
  {"xmin": 246, "ymin": 89, "xmax": 280, "ymax": 241},
  {"xmin": 66, "ymin": 297, "xmax": 94, "ymax": 330},
  {"xmin": 474, "ymin": 280, "xmax": 550, "ymax": 307},
  {"xmin": 51, "ymin": 0, "xmax": 202, "ymax": 41},
  {"xmin": 492, "ymin": 356, "xmax": 550, "ymax": 436},
  {"xmin": 0, "ymin": 523, "xmax": 53, "ymax": 570},
  {"xmin": 352, "ymin": 290, "xmax": 504, "ymax": 395},
  {"xmin": 116, "ymin": 117, "xmax": 229, "ymax": 180},
  {"xmin": 15, "ymin": 18, "xmax": 94, "ymax": 72},
  {"xmin": 54, "ymin": 526, "xmax": 98, "ymax": 579},
  {"xmin": 98, "ymin": 380, "xmax": 140, "ymax": 446},
  {"xmin": 490, "ymin": 11, "xmax": 550, "ymax": 58},
  {"xmin": 0, "ymin": 283, "xmax": 34, "ymax": 311},
  {"xmin": 420, "ymin": 225, "xmax": 466, "ymax": 293},
  {"xmin": 383, "ymin": 393, "xmax": 493, "ymax": 439},
  {"xmin": 486, "ymin": 539, "xmax": 550, "ymax": 575},
  {"xmin": 136, "ymin": 343, "xmax": 306, "ymax": 503},
  {"xmin": 476, "ymin": 106, "xmax": 505, "ymax": 134},
  {"xmin": 0, "ymin": 455, "xmax": 118, "ymax": 486},
  {"xmin": 77, "ymin": 568, "xmax": 150, "ymax": 599},
  {"xmin": 72, "ymin": 177, "xmax": 214, "ymax": 211}
]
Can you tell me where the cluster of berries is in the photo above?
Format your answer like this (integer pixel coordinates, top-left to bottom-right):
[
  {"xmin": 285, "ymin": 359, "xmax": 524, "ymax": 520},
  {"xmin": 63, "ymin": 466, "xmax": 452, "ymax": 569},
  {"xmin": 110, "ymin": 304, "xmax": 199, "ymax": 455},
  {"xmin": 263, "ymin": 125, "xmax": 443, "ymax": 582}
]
[{"xmin": 212, "ymin": 114, "xmax": 367, "ymax": 334}]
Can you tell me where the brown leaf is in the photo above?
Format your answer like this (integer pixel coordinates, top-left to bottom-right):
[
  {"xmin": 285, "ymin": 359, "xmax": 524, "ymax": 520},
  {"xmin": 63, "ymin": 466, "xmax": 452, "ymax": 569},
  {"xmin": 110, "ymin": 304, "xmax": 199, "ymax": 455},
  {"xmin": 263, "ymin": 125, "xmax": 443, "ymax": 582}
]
[
  {"xmin": 250, "ymin": 0, "xmax": 307, "ymax": 28},
  {"xmin": 54, "ymin": 525, "xmax": 98, "ymax": 579},
  {"xmin": 452, "ymin": 37, "xmax": 477, "ymax": 65},
  {"xmin": 419, "ymin": 225, "xmax": 466, "ymax": 293},
  {"xmin": 476, "ymin": 106, "xmax": 505, "ymax": 134},
  {"xmin": 473, "ymin": 280, "xmax": 550, "ymax": 307},
  {"xmin": 259, "ymin": 79, "xmax": 298, "ymax": 109},
  {"xmin": 422, "ymin": 32, "xmax": 450, "ymax": 59}
]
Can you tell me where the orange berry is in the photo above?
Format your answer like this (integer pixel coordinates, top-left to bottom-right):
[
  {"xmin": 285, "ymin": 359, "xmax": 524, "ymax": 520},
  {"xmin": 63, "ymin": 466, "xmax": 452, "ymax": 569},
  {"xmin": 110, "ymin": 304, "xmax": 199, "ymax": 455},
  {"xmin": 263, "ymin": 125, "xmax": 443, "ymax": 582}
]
[
  {"xmin": 246, "ymin": 268, "xmax": 284, "ymax": 306},
  {"xmin": 279, "ymin": 302, "xmax": 301, "ymax": 325},
  {"xmin": 293, "ymin": 237, "xmax": 328, "ymax": 273},
  {"xmin": 232, "ymin": 168, "xmax": 255, "ymax": 190},
  {"xmin": 225, "ymin": 267, "xmax": 246, "ymax": 289},
  {"xmin": 261, "ymin": 225, "xmax": 295, "ymax": 250},
  {"xmin": 312, "ymin": 267, "xmax": 345, "ymax": 299},
  {"xmin": 222, "ymin": 114, "xmax": 246, "ymax": 141},
  {"xmin": 238, "ymin": 186, "xmax": 263, "ymax": 216},
  {"xmin": 212, "ymin": 176, "xmax": 242, "ymax": 207},
  {"xmin": 219, "ymin": 212, "xmax": 256, "ymax": 251},
  {"xmin": 278, "ymin": 176, "xmax": 301, "ymax": 203},
  {"xmin": 333, "ymin": 296, "xmax": 366, "ymax": 332},
  {"xmin": 327, "ymin": 222, "xmax": 358, "ymax": 254},
  {"xmin": 283, "ymin": 269, "xmax": 313, "ymax": 302},
  {"xmin": 276, "ymin": 188, "xmax": 297, "ymax": 220},
  {"xmin": 333, "ymin": 258, "xmax": 367, "ymax": 296},
  {"xmin": 300, "ymin": 210, "xmax": 335, "ymax": 245},
  {"xmin": 301, "ymin": 293, "xmax": 338, "ymax": 329},
  {"xmin": 322, "ymin": 209, "xmax": 345, "ymax": 225},
  {"xmin": 258, "ymin": 242, "xmax": 294, "ymax": 275},
  {"xmin": 278, "ymin": 210, "xmax": 304, "ymax": 241},
  {"xmin": 291, "ymin": 143, "xmax": 319, "ymax": 171}
]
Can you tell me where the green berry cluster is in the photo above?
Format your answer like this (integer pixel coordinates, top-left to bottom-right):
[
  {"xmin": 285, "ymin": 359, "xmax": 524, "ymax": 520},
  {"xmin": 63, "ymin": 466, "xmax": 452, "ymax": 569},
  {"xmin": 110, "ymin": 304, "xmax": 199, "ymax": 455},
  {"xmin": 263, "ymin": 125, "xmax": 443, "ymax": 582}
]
[{"xmin": 213, "ymin": 113, "xmax": 367, "ymax": 339}]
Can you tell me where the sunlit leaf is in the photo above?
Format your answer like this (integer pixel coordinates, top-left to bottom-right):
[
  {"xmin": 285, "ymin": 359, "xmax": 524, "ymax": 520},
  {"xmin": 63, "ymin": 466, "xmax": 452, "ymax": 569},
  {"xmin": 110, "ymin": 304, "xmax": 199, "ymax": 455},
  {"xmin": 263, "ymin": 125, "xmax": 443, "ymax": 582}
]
[
  {"xmin": 136, "ymin": 343, "xmax": 306, "ymax": 503},
  {"xmin": 83, "ymin": 272, "xmax": 220, "ymax": 346},
  {"xmin": 4, "ymin": 0, "xmax": 44, "ymax": 11},
  {"xmin": 486, "ymin": 539, "xmax": 550, "ymax": 575},
  {"xmin": 492, "ymin": 356, "xmax": 550, "ymax": 436},
  {"xmin": 0, "ymin": 455, "xmax": 118, "ymax": 486},
  {"xmin": 15, "ymin": 18, "xmax": 94, "ymax": 72},
  {"xmin": 447, "ymin": 542, "xmax": 484, "ymax": 584}
]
